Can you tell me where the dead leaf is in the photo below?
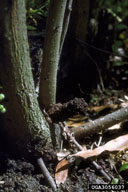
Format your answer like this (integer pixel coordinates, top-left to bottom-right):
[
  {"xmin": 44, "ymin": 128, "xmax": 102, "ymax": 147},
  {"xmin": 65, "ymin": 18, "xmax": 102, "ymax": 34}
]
[
  {"xmin": 55, "ymin": 134, "xmax": 128, "ymax": 186},
  {"xmin": 55, "ymin": 158, "xmax": 69, "ymax": 186},
  {"xmin": 57, "ymin": 150, "xmax": 70, "ymax": 161},
  {"xmin": 70, "ymin": 134, "xmax": 128, "ymax": 159},
  {"xmin": 68, "ymin": 114, "xmax": 88, "ymax": 121},
  {"xmin": 91, "ymin": 104, "xmax": 118, "ymax": 113},
  {"xmin": 108, "ymin": 123, "xmax": 121, "ymax": 130},
  {"xmin": 66, "ymin": 105, "xmax": 118, "ymax": 128},
  {"xmin": 66, "ymin": 114, "xmax": 88, "ymax": 127},
  {"xmin": 121, "ymin": 102, "xmax": 128, "ymax": 108}
]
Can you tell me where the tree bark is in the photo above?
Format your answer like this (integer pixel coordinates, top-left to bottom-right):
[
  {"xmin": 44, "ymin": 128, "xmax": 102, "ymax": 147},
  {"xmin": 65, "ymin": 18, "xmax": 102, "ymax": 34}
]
[
  {"xmin": 71, "ymin": 107, "xmax": 128, "ymax": 139},
  {"xmin": 69, "ymin": 0, "xmax": 89, "ymax": 60},
  {"xmin": 59, "ymin": 0, "xmax": 73, "ymax": 54},
  {"xmin": 0, "ymin": 0, "xmax": 51, "ymax": 151},
  {"xmin": 39, "ymin": 0, "xmax": 68, "ymax": 110}
]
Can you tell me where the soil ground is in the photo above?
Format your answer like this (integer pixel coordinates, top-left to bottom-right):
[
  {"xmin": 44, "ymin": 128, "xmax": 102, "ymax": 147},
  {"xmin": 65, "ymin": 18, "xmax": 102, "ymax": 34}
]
[{"xmin": 0, "ymin": 90, "xmax": 128, "ymax": 192}]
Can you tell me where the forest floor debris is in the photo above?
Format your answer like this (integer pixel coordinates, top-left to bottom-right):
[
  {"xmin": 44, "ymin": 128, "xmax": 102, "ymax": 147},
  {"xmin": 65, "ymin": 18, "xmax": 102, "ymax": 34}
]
[{"xmin": 0, "ymin": 90, "xmax": 128, "ymax": 191}]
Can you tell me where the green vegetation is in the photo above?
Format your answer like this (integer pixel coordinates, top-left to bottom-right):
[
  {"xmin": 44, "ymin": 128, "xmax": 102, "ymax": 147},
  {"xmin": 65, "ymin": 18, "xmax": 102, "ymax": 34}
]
[
  {"xmin": 0, "ymin": 93, "xmax": 6, "ymax": 113},
  {"xmin": 92, "ymin": 0, "xmax": 128, "ymax": 67},
  {"xmin": 25, "ymin": 0, "xmax": 50, "ymax": 30},
  {"xmin": 119, "ymin": 163, "xmax": 128, "ymax": 173},
  {"xmin": 111, "ymin": 178, "xmax": 119, "ymax": 184}
]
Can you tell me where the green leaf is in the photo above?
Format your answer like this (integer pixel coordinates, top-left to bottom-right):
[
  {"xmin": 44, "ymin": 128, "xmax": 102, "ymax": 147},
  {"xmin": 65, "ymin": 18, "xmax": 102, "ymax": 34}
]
[
  {"xmin": 119, "ymin": 33, "xmax": 125, "ymax": 40},
  {"xmin": 112, "ymin": 44, "xmax": 118, "ymax": 53},
  {"xmin": 119, "ymin": 163, "xmax": 128, "ymax": 172},
  {"xmin": 0, "ymin": 104, "xmax": 4, "ymax": 110},
  {"xmin": 0, "ymin": 104, "xmax": 6, "ymax": 113},
  {"xmin": 1, "ymin": 107, "xmax": 6, "ymax": 113},
  {"xmin": 114, "ymin": 40, "xmax": 123, "ymax": 47},
  {"xmin": 27, "ymin": 25, "xmax": 37, "ymax": 30},
  {"xmin": 117, "ymin": 6, "xmax": 122, "ymax": 13},
  {"xmin": 0, "ymin": 93, "xmax": 5, "ymax": 101},
  {"xmin": 117, "ymin": 24, "xmax": 128, "ymax": 30},
  {"xmin": 112, "ymin": 41, "xmax": 123, "ymax": 53},
  {"xmin": 29, "ymin": 8, "xmax": 37, "ymax": 14},
  {"xmin": 113, "ymin": 61, "xmax": 124, "ymax": 67},
  {"xmin": 111, "ymin": 178, "xmax": 119, "ymax": 184}
]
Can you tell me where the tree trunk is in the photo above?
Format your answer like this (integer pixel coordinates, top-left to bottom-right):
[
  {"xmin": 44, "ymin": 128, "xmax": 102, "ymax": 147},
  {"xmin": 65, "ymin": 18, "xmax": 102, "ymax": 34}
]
[
  {"xmin": 61, "ymin": 0, "xmax": 90, "ymax": 97},
  {"xmin": 0, "ymin": 0, "xmax": 51, "ymax": 152},
  {"xmin": 69, "ymin": 0, "xmax": 89, "ymax": 60},
  {"xmin": 39, "ymin": 0, "xmax": 68, "ymax": 110}
]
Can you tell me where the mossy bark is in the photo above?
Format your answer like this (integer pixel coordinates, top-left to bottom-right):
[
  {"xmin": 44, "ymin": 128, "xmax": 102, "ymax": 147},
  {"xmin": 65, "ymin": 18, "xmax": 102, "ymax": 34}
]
[
  {"xmin": 39, "ymin": 0, "xmax": 67, "ymax": 110},
  {"xmin": 0, "ymin": 0, "xmax": 51, "ymax": 151}
]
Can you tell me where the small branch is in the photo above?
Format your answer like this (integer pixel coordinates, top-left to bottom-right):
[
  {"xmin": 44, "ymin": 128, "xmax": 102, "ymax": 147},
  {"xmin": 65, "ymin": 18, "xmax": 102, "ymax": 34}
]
[
  {"xmin": 60, "ymin": 122, "xmax": 111, "ymax": 181},
  {"xmin": 92, "ymin": 161, "xmax": 111, "ymax": 181},
  {"xmin": 59, "ymin": 122, "xmax": 83, "ymax": 150},
  {"xmin": 71, "ymin": 107, "xmax": 128, "ymax": 139},
  {"xmin": 37, "ymin": 158, "xmax": 57, "ymax": 191},
  {"xmin": 59, "ymin": 0, "xmax": 73, "ymax": 54}
]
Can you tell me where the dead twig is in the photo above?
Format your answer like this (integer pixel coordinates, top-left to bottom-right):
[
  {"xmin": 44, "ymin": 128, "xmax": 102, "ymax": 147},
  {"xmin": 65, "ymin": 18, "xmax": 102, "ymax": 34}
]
[
  {"xmin": 92, "ymin": 161, "xmax": 111, "ymax": 181},
  {"xmin": 71, "ymin": 107, "xmax": 128, "ymax": 139},
  {"xmin": 60, "ymin": 122, "xmax": 112, "ymax": 182},
  {"xmin": 37, "ymin": 158, "xmax": 57, "ymax": 191}
]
